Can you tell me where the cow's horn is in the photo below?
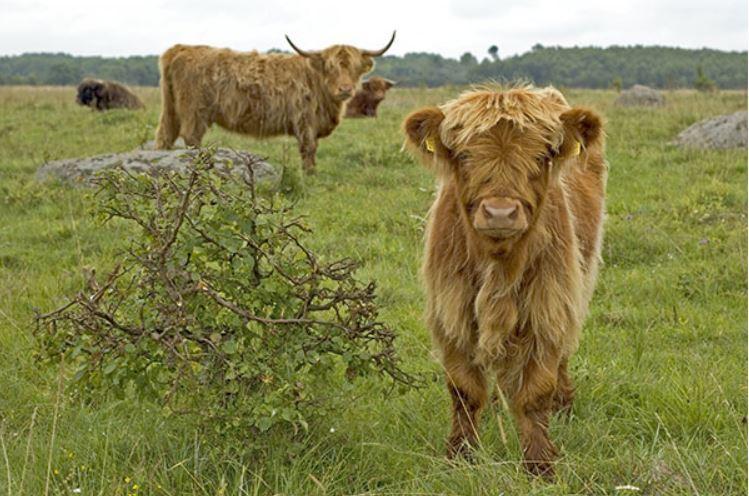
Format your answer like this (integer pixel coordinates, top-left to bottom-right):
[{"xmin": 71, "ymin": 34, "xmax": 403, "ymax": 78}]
[
  {"xmin": 285, "ymin": 35, "xmax": 313, "ymax": 57},
  {"xmin": 361, "ymin": 31, "xmax": 396, "ymax": 57}
]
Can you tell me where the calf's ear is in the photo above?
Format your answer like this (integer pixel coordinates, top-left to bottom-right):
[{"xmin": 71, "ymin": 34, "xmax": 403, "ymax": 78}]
[
  {"xmin": 558, "ymin": 107, "xmax": 604, "ymax": 158},
  {"xmin": 384, "ymin": 79, "xmax": 396, "ymax": 89},
  {"xmin": 402, "ymin": 107, "xmax": 449, "ymax": 168}
]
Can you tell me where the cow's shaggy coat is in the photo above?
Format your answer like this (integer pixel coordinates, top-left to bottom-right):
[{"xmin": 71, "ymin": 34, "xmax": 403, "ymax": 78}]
[
  {"xmin": 345, "ymin": 76, "xmax": 395, "ymax": 117},
  {"xmin": 76, "ymin": 78, "xmax": 144, "ymax": 111},
  {"xmin": 155, "ymin": 35, "xmax": 394, "ymax": 173},
  {"xmin": 403, "ymin": 86, "xmax": 607, "ymax": 478}
]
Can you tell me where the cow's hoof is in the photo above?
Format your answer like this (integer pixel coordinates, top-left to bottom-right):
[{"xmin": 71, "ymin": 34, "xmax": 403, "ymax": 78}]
[{"xmin": 524, "ymin": 459, "xmax": 556, "ymax": 480}]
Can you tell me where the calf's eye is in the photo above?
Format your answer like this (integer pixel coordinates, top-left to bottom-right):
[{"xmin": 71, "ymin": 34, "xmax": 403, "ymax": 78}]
[{"xmin": 455, "ymin": 152, "xmax": 470, "ymax": 163}]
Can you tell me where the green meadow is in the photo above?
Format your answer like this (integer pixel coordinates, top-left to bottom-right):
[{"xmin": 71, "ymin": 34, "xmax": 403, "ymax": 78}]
[{"xmin": 0, "ymin": 85, "xmax": 746, "ymax": 495}]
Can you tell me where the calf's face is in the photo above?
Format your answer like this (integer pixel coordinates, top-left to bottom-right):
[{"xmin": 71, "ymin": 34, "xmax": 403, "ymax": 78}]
[{"xmin": 403, "ymin": 89, "xmax": 602, "ymax": 250}]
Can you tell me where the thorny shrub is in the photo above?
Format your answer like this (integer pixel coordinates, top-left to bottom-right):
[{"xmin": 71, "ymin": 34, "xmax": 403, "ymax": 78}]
[{"xmin": 35, "ymin": 150, "xmax": 417, "ymax": 438}]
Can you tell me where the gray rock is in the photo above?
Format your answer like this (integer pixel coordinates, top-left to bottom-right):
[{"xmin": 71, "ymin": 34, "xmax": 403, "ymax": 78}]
[
  {"xmin": 615, "ymin": 85, "xmax": 666, "ymax": 107},
  {"xmin": 37, "ymin": 147, "xmax": 280, "ymax": 186},
  {"xmin": 673, "ymin": 111, "xmax": 748, "ymax": 150}
]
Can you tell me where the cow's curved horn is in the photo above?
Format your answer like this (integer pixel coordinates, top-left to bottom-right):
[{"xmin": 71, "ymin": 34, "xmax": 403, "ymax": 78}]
[
  {"xmin": 285, "ymin": 35, "xmax": 313, "ymax": 57},
  {"xmin": 361, "ymin": 31, "xmax": 396, "ymax": 57}
]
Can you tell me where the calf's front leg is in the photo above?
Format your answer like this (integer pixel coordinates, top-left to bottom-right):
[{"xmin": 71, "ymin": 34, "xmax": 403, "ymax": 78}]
[
  {"xmin": 440, "ymin": 343, "xmax": 488, "ymax": 459},
  {"xmin": 506, "ymin": 350, "xmax": 561, "ymax": 479}
]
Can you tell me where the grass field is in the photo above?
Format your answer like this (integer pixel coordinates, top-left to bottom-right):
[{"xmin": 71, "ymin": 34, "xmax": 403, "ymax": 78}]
[{"xmin": 0, "ymin": 84, "xmax": 746, "ymax": 495}]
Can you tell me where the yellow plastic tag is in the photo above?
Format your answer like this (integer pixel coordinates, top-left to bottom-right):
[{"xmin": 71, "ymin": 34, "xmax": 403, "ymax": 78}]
[
  {"xmin": 425, "ymin": 137, "xmax": 436, "ymax": 152},
  {"xmin": 572, "ymin": 141, "xmax": 581, "ymax": 156}
]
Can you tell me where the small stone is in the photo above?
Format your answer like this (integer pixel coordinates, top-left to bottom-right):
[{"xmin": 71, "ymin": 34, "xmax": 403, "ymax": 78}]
[
  {"xmin": 673, "ymin": 111, "xmax": 747, "ymax": 150},
  {"xmin": 615, "ymin": 85, "xmax": 666, "ymax": 107}
]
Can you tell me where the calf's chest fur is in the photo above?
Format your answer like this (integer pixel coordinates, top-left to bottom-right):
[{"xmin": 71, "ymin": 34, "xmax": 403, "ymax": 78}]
[{"xmin": 423, "ymin": 181, "xmax": 585, "ymax": 375}]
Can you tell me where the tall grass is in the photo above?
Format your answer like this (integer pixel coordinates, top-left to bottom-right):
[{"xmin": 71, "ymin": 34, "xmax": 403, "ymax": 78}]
[{"xmin": 0, "ymin": 85, "xmax": 746, "ymax": 495}]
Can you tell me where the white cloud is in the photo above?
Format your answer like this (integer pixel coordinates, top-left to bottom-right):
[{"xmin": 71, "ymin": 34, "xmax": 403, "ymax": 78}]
[{"xmin": 0, "ymin": 0, "xmax": 745, "ymax": 58}]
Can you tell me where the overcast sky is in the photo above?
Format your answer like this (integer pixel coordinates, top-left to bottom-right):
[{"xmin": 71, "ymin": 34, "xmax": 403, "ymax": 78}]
[{"xmin": 1, "ymin": 0, "xmax": 747, "ymax": 59}]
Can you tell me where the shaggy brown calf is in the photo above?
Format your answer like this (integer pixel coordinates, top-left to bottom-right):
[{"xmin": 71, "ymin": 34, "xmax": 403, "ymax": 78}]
[
  {"xmin": 76, "ymin": 78, "xmax": 144, "ymax": 111},
  {"xmin": 155, "ymin": 33, "xmax": 395, "ymax": 173},
  {"xmin": 403, "ymin": 86, "xmax": 607, "ymax": 478},
  {"xmin": 345, "ymin": 76, "xmax": 395, "ymax": 117}
]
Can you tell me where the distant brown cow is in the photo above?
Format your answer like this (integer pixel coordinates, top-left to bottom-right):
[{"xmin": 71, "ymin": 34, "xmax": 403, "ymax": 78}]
[
  {"xmin": 155, "ymin": 33, "xmax": 395, "ymax": 174},
  {"xmin": 76, "ymin": 78, "xmax": 144, "ymax": 111},
  {"xmin": 345, "ymin": 76, "xmax": 395, "ymax": 117},
  {"xmin": 403, "ymin": 86, "xmax": 607, "ymax": 478}
]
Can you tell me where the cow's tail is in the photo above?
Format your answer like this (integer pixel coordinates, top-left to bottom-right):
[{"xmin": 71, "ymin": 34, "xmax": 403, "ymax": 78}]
[{"xmin": 155, "ymin": 51, "xmax": 179, "ymax": 149}]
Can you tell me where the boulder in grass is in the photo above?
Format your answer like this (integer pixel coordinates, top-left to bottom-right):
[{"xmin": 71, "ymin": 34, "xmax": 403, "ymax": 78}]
[
  {"xmin": 614, "ymin": 85, "xmax": 666, "ymax": 107},
  {"xmin": 673, "ymin": 111, "xmax": 748, "ymax": 150},
  {"xmin": 36, "ymin": 147, "xmax": 280, "ymax": 186}
]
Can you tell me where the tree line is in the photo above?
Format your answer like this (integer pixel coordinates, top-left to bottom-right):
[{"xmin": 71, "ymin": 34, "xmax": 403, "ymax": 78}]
[{"xmin": 0, "ymin": 45, "xmax": 746, "ymax": 89}]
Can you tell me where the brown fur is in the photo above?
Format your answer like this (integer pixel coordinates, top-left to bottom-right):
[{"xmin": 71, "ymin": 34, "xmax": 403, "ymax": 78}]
[
  {"xmin": 403, "ymin": 85, "xmax": 607, "ymax": 478},
  {"xmin": 345, "ymin": 76, "xmax": 395, "ymax": 117},
  {"xmin": 76, "ymin": 78, "xmax": 144, "ymax": 111},
  {"xmin": 155, "ymin": 40, "xmax": 391, "ymax": 173}
]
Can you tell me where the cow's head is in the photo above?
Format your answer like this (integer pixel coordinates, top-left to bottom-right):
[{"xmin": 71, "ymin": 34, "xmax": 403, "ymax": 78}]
[
  {"xmin": 404, "ymin": 86, "xmax": 603, "ymax": 253},
  {"xmin": 285, "ymin": 32, "xmax": 395, "ymax": 102},
  {"xmin": 76, "ymin": 79, "xmax": 104, "ymax": 106},
  {"xmin": 362, "ymin": 76, "xmax": 396, "ymax": 102}
]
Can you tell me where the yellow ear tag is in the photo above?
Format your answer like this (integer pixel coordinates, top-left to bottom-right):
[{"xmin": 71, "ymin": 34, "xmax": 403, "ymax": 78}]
[
  {"xmin": 425, "ymin": 137, "xmax": 436, "ymax": 153},
  {"xmin": 572, "ymin": 141, "xmax": 581, "ymax": 156}
]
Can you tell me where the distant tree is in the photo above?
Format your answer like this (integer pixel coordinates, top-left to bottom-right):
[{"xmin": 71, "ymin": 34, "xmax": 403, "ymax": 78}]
[
  {"xmin": 0, "ymin": 47, "xmax": 746, "ymax": 89},
  {"xmin": 460, "ymin": 52, "xmax": 478, "ymax": 65},
  {"xmin": 488, "ymin": 45, "xmax": 499, "ymax": 61},
  {"xmin": 611, "ymin": 77, "xmax": 622, "ymax": 92},
  {"xmin": 47, "ymin": 62, "xmax": 80, "ymax": 85},
  {"xmin": 694, "ymin": 65, "xmax": 717, "ymax": 92}
]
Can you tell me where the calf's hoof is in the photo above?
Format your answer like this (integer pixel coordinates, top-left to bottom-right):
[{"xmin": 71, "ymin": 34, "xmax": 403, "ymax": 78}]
[
  {"xmin": 446, "ymin": 437, "xmax": 477, "ymax": 463},
  {"xmin": 523, "ymin": 441, "xmax": 558, "ymax": 480}
]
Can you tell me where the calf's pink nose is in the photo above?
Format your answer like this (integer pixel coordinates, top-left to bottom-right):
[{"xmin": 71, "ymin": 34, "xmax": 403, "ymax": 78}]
[
  {"xmin": 482, "ymin": 202, "xmax": 518, "ymax": 221},
  {"xmin": 479, "ymin": 198, "xmax": 524, "ymax": 230}
]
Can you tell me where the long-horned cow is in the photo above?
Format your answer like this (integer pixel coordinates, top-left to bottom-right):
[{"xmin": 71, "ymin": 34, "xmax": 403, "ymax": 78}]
[
  {"xmin": 403, "ymin": 86, "xmax": 607, "ymax": 478},
  {"xmin": 154, "ymin": 33, "xmax": 395, "ymax": 173}
]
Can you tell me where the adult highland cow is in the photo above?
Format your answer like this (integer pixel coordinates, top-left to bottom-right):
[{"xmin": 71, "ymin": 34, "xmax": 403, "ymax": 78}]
[
  {"xmin": 155, "ymin": 33, "xmax": 395, "ymax": 173},
  {"xmin": 345, "ymin": 76, "xmax": 395, "ymax": 117},
  {"xmin": 76, "ymin": 78, "xmax": 144, "ymax": 111},
  {"xmin": 403, "ymin": 86, "xmax": 607, "ymax": 478}
]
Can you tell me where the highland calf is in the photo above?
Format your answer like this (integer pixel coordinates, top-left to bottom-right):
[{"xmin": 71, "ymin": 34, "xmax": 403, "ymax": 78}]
[
  {"xmin": 345, "ymin": 76, "xmax": 395, "ymax": 117},
  {"xmin": 155, "ymin": 33, "xmax": 395, "ymax": 173},
  {"xmin": 403, "ymin": 86, "xmax": 607, "ymax": 478},
  {"xmin": 76, "ymin": 78, "xmax": 144, "ymax": 111}
]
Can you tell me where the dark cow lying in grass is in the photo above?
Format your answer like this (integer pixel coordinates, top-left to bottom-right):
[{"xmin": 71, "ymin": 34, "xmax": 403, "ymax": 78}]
[
  {"xmin": 403, "ymin": 85, "xmax": 607, "ymax": 478},
  {"xmin": 76, "ymin": 78, "xmax": 144, "ymax": 111},
  {"xmin": 345, "ymin": 76, "xmax": 395, "ymax": 117}
]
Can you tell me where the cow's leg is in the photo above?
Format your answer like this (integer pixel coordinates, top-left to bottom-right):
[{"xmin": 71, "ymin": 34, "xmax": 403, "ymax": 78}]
[
  {"xmin": 553, "ymin": 359, "xmax": 574, "ymax": 416},
  {"xmin": 297, "ymin": 130, "xmax": 318, "ymax": 174},
  {"xmin": 508, "ymin": 351, "xmax": 561, "ymax": 479},
  {"xmin": 180, "ymin": 116, "xmax": 208, "ymax": 148},
  {"xmin": 441, "ymin": 343, "xmax": 487, "ymax": 459}
]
